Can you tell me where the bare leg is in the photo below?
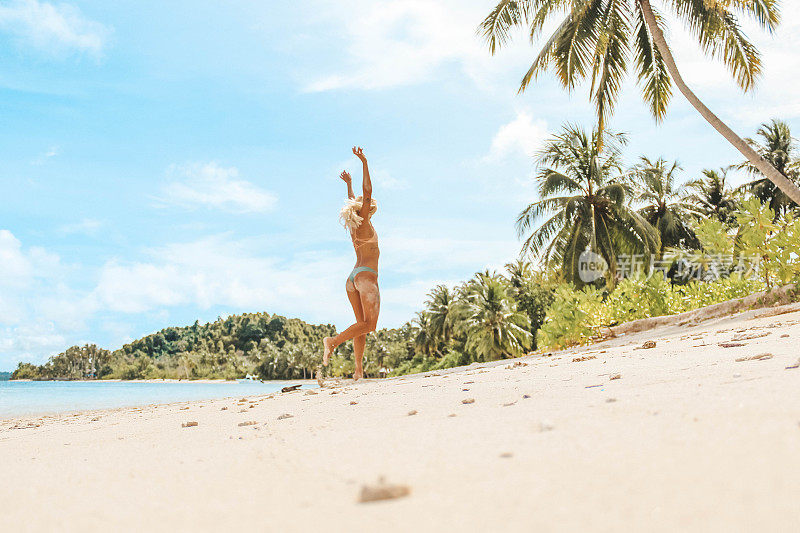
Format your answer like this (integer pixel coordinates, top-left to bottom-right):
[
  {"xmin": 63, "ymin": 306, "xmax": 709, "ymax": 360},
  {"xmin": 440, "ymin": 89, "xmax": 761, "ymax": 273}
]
[
  {"xmin": 324, "ymin": 279, "xmax": 365, "ymax": 367},
  {"xmin": 325, "ymin": 273, "xmax": 380, "ymax": 379},
  {"xmin": 353, "ymin": 333, "xmax": 366, "ymax": 380}
]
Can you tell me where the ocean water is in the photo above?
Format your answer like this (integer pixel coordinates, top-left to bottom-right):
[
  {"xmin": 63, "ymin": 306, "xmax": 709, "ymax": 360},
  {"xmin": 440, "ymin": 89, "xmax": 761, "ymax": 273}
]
[{"xmin": 0, "ymin": 380, "xmax": 308, "ymax": 419}]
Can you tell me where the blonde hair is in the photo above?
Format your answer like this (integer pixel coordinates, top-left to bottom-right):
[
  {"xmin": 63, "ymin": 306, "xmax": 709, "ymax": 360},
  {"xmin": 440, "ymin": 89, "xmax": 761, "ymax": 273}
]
[{"xmin": 339, "ymin": 196, "xmax": 377, "ymax": 231}]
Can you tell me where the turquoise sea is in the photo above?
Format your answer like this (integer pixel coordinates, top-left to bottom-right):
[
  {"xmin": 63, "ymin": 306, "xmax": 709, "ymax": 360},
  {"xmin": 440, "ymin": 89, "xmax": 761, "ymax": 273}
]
[{"xmin": 0, "ymin": 380, "xmax": 307, "ymax": 419}]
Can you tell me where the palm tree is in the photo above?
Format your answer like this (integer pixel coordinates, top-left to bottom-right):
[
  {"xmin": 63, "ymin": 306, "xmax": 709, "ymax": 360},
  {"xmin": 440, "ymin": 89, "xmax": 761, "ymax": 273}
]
[
  {"xmin": 516, "ymin": 125, "xmax": 659, "ymax": 285},
  {"xmin": 423, "ymin": 285, "xmax": 457, "ymax": 347},
  {"xmin": 456, "ymin": 274, "xmax": 531, "ymax": 361},
  {"xmin": 736, "ymin": 119, "xmax": 800, "ymax": 216},
  {"xmin": 628, "ymin": 156, "xmax": 699, "ymax": 257},
  {"xmin": 480, "ymin": 0, "xmax": 800, "ymax": 205},
  {"xmin": 686, "ymin": 168, "xmax": 739, "ymax": 225},
  {"xmin": 411, "ymin": 311, "xmax": 438, "ymax": 357},
  {"xmin": 504, "ymin": 259, "xmax": 534, "ymax": 293}
]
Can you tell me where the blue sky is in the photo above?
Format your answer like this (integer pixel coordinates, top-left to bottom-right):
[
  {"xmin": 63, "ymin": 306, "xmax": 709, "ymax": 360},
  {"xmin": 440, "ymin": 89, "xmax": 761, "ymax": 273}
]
[{"xmin": 1, "ymin": 0, "xmax": 798, "ymax": 370}]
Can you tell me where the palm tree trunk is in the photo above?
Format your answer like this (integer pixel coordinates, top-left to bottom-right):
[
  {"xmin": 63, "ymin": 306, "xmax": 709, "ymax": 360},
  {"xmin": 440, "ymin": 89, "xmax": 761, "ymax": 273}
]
[{"xmin": 638, "ymin": 0, "xmax": 800, "ymax": 206}]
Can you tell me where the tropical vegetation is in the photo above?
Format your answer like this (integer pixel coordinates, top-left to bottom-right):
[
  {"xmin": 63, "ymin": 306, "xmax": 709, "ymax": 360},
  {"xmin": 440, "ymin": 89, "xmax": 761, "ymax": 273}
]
[
  {"xmin": 480, "ymin": 0, "xmax": 800, "ymax": 205},
  {"xmin": 11, "ymin": 119, "xmax": 800, "ymax": 380}
]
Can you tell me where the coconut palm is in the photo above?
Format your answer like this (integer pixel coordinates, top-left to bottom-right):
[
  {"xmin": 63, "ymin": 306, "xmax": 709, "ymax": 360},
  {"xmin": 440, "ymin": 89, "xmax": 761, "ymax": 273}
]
[
  {"xmin": 456, "ymin": 274, "xmax": 531, "ymax": 361},
  {"xmin": 628, "ymin": 156, "xmax": 699, "ymax": 257},
  {"xmin": 411, "ymin": 311, "xmax": 438, "ymax": 357},
  {"xmin": 504, "ymin": 259, "xmax": 534, "ymax": 292},
  {"xmin": 516, "ymin": 125, "xmax": 659, "ymax": 285},
  {"xmin": 480, "ymin": 0, "xmax": 800, "ymax": 205},
  {"xmin": 736, "ymin": 119, "xmax": 800, "ymax": 216},
  {"xmin": 686, "ymin": 167, "xmax": 739, "ymax": 224},
  {"xmin": 423, "ymin": 284, "xmax": 457, "ymax": 347}
]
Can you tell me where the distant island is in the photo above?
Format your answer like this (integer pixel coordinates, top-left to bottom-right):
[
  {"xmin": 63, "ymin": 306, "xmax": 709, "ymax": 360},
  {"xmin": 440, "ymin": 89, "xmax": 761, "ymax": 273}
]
[
  {"xmin": 11, "ymin": 312, "xmax": 412, "ymax": 381},
  {"xmin": 0, "ymin": 371, "xmax": 11, "ymax": 381}
]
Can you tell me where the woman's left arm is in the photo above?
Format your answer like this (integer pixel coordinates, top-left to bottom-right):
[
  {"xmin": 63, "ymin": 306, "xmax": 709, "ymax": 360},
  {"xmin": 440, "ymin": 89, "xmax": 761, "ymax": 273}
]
[{"xmin": 353, "ymin": 147, "xmax": 371, "ymax": 216}]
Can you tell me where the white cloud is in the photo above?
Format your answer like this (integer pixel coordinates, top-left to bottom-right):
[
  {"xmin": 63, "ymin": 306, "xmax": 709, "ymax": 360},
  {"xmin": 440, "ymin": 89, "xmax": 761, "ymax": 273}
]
[
  {"xmin": 301, "ymin": 0, "xmax": 531, "ymax": 93},
  {"xmin": 159, "ymin": 162, "xmax": 277, "ymax": 213},
  {"xmin": 91, "ymin": 234, "xmax": 352, "ymax": 319},
  {"xmin": 0, "ymin": 230, "xmax": 78, "ymax": 365},
  {"xmin": 58, "ymin": 218, "xmax": 102, "ymax": 235},
  {"xmin": 486, "ymin": 110, "xmax": 549, "ymax": 160},
  {"xmin": 0, "ymin": 0, "xmax": 110, "ymax": 56}
]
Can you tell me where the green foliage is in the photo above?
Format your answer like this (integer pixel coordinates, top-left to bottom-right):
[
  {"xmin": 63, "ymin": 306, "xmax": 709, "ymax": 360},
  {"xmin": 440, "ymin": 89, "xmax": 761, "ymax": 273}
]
[
  {"xmin": 694, "ymin": 218, "xmax": 734, "ymax": 256},
  {"xmin": 736, "ymin": 198, "xmax": 800, "ymax": 287},
  {"xmin": 12, "ymin": 345, "xmax": 111, "ymax": 380},
  {"xmin": 536, "ymin": 272, "xmax": 771, "ymax": 350},
  {"xmin": 537, "ymin": 285, "xmax": 604, "ymax": 349}
]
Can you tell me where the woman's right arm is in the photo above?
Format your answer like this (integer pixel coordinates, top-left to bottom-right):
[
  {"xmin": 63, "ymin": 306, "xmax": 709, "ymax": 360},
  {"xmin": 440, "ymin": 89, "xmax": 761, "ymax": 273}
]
[{"xmin": 340, "ymin": 171, "xmax": 354, "ymax": 199}]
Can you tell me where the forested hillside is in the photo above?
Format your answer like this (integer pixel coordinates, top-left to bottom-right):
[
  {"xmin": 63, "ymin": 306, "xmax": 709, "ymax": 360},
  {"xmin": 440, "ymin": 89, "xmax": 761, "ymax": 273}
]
[{"xmin": 11, "ymin": 313, "xmax": 412, "ymax": 381}]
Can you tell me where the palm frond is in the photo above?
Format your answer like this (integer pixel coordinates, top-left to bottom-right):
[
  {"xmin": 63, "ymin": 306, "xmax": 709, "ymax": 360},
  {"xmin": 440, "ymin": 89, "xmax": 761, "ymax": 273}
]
[
  {"xmin": 479, "ymin": 0, "xmax": 534, "ymax": 55},
  {"xmin": 632, "ymin": 3, "xmax": 672, "ymax": 120}
]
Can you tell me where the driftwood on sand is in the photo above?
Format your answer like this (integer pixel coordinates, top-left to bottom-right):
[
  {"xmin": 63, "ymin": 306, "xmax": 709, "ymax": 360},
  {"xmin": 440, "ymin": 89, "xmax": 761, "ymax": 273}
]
[{"xmin": 607, "ymin": 284, "xmax": 799, "ymax": 338}]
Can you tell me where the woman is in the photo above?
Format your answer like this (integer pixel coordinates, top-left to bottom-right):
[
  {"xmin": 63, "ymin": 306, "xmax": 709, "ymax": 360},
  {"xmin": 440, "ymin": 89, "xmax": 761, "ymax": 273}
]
[{"xmin": 322, "ymin": 146, "xmax": 380, "ymax": 380}]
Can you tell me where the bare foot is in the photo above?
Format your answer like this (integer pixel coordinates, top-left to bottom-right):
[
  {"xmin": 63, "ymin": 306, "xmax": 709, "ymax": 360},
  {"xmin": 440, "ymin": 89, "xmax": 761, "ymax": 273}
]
[
  {"xmin": 323, "ymin": 337, "xmax": 334, "ymax": 366},
  {"xmin": 353, "ymin": 368, "xmax": 364, "ymax": 381}
]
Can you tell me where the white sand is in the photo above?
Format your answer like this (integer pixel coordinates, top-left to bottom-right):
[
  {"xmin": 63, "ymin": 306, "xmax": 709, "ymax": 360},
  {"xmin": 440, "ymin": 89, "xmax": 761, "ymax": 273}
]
[{"xmin": 2, "ymin": 305, "xmax": 799, "ymax": 532}]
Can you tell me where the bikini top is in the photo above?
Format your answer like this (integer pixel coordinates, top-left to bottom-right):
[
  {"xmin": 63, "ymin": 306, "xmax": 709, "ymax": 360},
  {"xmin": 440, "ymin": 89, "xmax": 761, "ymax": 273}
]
[{"xmin": 352, "ymin": 226, "xmax": 378, "ymax": 250}]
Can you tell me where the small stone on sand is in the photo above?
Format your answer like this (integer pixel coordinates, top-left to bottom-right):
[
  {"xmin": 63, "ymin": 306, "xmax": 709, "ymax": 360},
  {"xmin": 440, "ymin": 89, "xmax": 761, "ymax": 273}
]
[
  {"xmin": 407, "ymin": 410, "xmax": 418, "ymax": 416},
  {"xmin": 640, "ymin": 340, "xmax": 657, "ymax": 349},
  {"xmin": 277, "ymin": 413, "xmax": 294, "ymax": 420},
  {"xmin": 281, "ymin": 385, "xmax": 302, "ymax": 393},
  {"xmin": 462, "ymin": 398, "xmax": 475, "ymax": 404},
  {"xmin": 350, "ymin": 401, "xmax": 358, "ymax": 405},
  {"xmin": 609, "ymin": 373, "xmax": 621, "ymax": 380},
  {"xmin": 220, "ymin": 407, "xmax": 228, "ymax": 411},
  {"xmin": 447, "ymin": 413, "xmax": 456, "ymax": 417},
  {"xmin": 181, "ymin": 421, "xmax": 198, "ymax": 428},
  {"xmin": 522, "ymin": 394, "xmax": 531, "ymax": 399},
  {"xmin": 238, "ymin": 421, "xmax": 257, "ymax": 427},
  {"xmin": 358, "ymin": 479, "xmax": 411, "ymax": 503},
  {"xmin": 499, "ymin": 452, "xmax": 513, "ymax": 458}
]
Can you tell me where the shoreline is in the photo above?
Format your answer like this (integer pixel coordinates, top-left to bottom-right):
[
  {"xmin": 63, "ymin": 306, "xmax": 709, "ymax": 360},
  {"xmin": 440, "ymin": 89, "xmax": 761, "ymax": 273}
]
[
  {"xmin": 2, "ymin": 304, "xmax": 798, "ymax": 531},
  {"xmin": 5, "ymin": 378, "xmax": 317, "ymax": 383},
  {"xmin": 0, "ymin": 378, "xmax": 318, "ymax": 422}
]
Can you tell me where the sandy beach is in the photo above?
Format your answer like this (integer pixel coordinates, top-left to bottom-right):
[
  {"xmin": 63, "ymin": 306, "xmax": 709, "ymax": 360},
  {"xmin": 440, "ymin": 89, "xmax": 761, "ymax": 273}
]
[{"xmin": 2, "ymin": 304, "xmax": 799, "ymax": 532}]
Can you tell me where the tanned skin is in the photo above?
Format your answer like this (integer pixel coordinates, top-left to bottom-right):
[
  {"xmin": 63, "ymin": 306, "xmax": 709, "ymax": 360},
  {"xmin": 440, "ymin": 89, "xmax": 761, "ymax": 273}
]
[{"xmin": 322, "ymin": 147, "xmax": 380, "ymax": 380}]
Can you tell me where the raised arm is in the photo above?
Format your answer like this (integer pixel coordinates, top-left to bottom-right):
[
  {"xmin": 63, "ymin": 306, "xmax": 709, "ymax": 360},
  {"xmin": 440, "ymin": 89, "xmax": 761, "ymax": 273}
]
[
  {"xmin": 340, "ymin": 171, "xmax": 354, "ymax": 199},
  {"xmin": 353, "ymin": 146, "xmax": 371, "ymax": 217}
]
